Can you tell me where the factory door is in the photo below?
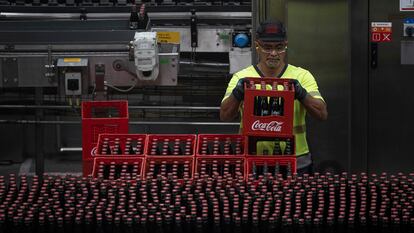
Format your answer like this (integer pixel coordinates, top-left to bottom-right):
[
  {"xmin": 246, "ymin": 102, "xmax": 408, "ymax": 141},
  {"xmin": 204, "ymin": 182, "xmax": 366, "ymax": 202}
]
[{"xmin": 368, "ymin": 0, "xmax": 414, "ymax": 173}]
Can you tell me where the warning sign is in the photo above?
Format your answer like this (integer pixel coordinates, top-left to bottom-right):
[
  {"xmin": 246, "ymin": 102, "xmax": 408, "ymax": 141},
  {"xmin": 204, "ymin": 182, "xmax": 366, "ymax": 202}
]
[
  {"xmin": 371, "ymin": 22, "xmax": 392, "ymax": 43},
  {"xmin": 64, "ymin": 58, "xmax": 81, "ymax": 63},
  {"xmin": 156, "ymin": 32, "xmax": 180, "ymax": 44}
]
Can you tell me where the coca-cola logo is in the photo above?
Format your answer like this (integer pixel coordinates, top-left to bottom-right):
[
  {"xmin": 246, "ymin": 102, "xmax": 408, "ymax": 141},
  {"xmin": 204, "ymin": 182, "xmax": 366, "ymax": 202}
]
[
  {"xmin": 91, "ymin": 147, "xmax": 97, "ymax": 156},
  {"xmin": 251, "ymin": 120, "xmax": 283, "ymax": 132}
]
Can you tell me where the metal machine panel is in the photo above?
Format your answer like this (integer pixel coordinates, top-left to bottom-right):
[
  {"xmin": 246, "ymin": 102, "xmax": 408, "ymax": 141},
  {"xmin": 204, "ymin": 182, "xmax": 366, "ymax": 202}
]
[
  {"xmin": 401, "ymin": 40, "xmax": 414, "ymax": 64},
  {"xmin": 153, "ymin": 27, "xmax": 233, "ymax": 52},
  {"xmin": 367, "ymin": 0, "xmax": 414, "ymax": 173},
  {"xmin": 288, "ymin": 0, "xmax": 349, "ymax": 173},
  {"xmin": 89, "ymin": 53, "xmax": 179, "ymax": 87},
  {"xmin": 0, "ymin": 50, "xmax": 178, "ymax": 88},
  {"xmin": 5, "ymin": 57, "xmax": 55, "ymax": 87}
]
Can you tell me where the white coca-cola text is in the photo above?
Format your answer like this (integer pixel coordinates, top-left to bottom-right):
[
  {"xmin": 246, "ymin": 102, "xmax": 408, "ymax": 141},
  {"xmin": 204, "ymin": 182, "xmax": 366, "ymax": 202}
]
[{"xmin": 251, "ymin": 120, "xmax": 283, "ymax": 132}]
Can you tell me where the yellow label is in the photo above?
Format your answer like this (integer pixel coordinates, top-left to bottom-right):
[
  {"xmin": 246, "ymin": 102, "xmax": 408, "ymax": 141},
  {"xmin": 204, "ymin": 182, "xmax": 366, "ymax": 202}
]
[
  {"xmin": 64, "ymin": 58, "xmax": 81, "ymax": 63},
  {"xmin": 157, "ymin": 32, "xmax": 180, "ymax": 44}
]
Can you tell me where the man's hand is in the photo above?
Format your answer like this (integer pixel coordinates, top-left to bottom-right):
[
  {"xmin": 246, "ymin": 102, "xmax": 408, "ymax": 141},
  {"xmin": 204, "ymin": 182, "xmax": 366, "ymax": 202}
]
[
  {"xmin": 231, "ymin": 78, "xmax": 248, "ymax": 102},
  {"xmin": 291, "ymin": 79, "xmax": 308, "ymax": 101}
]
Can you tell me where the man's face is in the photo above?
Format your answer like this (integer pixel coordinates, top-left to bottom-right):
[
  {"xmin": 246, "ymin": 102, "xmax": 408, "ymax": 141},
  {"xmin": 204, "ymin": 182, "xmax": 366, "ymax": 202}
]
[{"xmin": 256, "ymin": 40, "xmax": 288, "ymax": 69}]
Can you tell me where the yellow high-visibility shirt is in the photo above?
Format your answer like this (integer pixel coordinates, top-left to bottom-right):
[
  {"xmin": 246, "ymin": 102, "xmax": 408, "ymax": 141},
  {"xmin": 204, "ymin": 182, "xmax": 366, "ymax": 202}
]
[{"xmin": 222, "ymin": 64, "xmax": 325, "ymax": 156}]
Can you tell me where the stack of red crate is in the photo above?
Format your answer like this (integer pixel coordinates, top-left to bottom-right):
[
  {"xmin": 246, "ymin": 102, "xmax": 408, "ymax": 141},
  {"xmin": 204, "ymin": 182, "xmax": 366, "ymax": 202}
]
[
  {"xmin": 81, "ymin": 101, "xmax": 129, "ymax": 176},
  {"xmin": 195, "ymin": 134, "xmax": 245, "ymax": 179},
  {"xmin": 91, "ymin": 133, "xmax": 147, "ymax": 179},
  {"xmin": 242, "ymin": 78, "xmax": 297, "ymax": 178},
  {"xmin": 143, "ymin": 134, "xmax": 197, "ymax": 180}
]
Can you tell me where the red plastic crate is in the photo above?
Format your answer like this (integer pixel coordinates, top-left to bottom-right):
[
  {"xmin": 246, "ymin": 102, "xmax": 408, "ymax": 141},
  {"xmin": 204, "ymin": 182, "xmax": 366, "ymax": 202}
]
[
  {"xmin": 95, "ymin": 133, "xmax": 147, "ymax": 157},
  {"xmin": 245, "ymin": 156, "xmax": 297, "ymax": 178},
  {"xmin": 82, "ymin": 101, "xmax": 129, "ymax": 176},
  {"xmin": 242, "ymin": 77, "xmax": 295, "ymax": 136},
  {"xmin": 91, "ymin": 156, "xmax": 144, "ymax": 180},
  {"xmin": 146, "ymin": 134, "xmax": 197, "ymax": 156},
  {"xmin": 196, "ymin": 134, "xmax": 246, "ymax": 156},
  {"xmin": 144, "ymin": 156, "xmax": 194, "ymax": 179},
  {"xmin": 194, "ymin": 156, "xmax": 244, "ymax": 179}
]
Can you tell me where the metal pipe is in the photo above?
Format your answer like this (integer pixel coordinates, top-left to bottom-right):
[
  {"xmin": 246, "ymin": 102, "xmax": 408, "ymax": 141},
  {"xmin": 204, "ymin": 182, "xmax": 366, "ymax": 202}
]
[
  {"xmin": 252, "ymin": 0, "xmax": 258, "ymax": 64},
  {"xmin": 0, "ymin": 12, "xmax": 251, "ymax": 20},
  {"xmin": 0, "ymin": 105, "xmax": 74, "ymax": 109},
  {"xmin": 22, "ymin": 172, "xmax": 83, "ymax": 176},
  {"xmin": 0, "ymin": 119, "xmax": 239, "ymax": 126},
  {"xmin": 60, "ymin": 147, "xmax": 82, "ymax": 152},
  {"xmin": 35, "ymin": 87, "xmax": 44, "ymax": 176},
  {"xmin": 0, "ymin": 120, "xmax": 79, "ymax": 124},
  {"xmin": 179, "ymin": 61, "xmax": 229, "ymax": 67},
  {"xmin": 130, "ymin": 121, "xmax": 239, "ymax": 126},
  {"xmin": 56, "ymin": 115, "xmax": 62, "ymax": 150},
  {"xmin": 0, "ymin": 105, "xmax": 220, "ymax": 110}
]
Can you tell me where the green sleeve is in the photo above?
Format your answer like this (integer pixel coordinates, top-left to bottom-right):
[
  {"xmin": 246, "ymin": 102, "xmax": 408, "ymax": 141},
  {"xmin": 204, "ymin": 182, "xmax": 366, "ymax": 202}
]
[
  {"xmin": 299, "ymin": 71, "xmax": 325, "ymax": 102},
  {"xmin": 221, "ymin": 73, "xmax": 241, "ymax": 103}
]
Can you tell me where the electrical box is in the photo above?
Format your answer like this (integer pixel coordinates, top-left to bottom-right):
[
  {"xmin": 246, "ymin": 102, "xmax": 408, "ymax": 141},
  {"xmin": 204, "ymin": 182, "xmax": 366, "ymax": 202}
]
[
  {"xmin": 229, "ymin": 47, "xmax": 252, "ymax": 74},
  {"xmin": 229, "ymin": 30, "xmax": 252, "ymax": 74},
  {"xmin": 57, "ymin": 58, "xmax": 88, "ymax": 96}
]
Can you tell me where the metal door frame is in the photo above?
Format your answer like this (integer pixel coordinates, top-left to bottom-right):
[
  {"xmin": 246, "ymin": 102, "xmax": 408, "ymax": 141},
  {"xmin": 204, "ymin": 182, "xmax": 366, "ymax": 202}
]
[{"xmin": 350, "ymin": 0, "xmax": 369, "ymax": 172}]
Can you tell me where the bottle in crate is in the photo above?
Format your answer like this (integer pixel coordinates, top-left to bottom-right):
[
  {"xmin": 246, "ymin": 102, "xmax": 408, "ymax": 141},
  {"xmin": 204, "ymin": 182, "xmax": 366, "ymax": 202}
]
[
  {"xmin": 247, "ymin": 136, "xmax": 295, "ymax": 156},
  {"xmin": 245, "ymin": 136, "xmax": 297, "ymax": 178},
  {"xmin": 92, "ymin": 157, "xmax": 144, "ymax": 180},
  {"xmin": 259, "ymin": 82, "xmax": 270, "ymax": 116},
  {"xmin": 146, "ymin": 134, "xmax": 196, "ymax": 157},
  {"xmin": 96, "ymin": 134, "xmax": 147, "ymax": 157}
]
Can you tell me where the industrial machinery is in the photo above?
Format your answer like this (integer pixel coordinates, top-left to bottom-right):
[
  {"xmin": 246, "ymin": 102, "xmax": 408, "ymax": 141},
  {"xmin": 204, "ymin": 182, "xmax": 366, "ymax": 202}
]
[
  {"xmin": 0, "ymin": 1, "xmax": 252, "ymax": 98},
  {"xmin": 0, "ymin": 0, "xmax": 252, "ymax": 174}
]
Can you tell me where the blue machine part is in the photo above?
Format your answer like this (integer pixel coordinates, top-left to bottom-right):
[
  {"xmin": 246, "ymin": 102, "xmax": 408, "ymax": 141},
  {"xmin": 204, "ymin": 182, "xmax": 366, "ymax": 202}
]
[
  {"xmin": 404, "ymin": 18, "xmax": 414, "ymax": 24},
  {"xmin": 233, "ymin": 33, "xmax": 250, "ymax": 48}
]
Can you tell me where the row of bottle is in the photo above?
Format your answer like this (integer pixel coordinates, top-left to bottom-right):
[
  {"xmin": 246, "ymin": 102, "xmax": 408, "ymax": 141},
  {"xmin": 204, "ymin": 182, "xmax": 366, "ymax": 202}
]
[
  {"xmin": 100, "ymin": 137, "xmax": 145, "ymax": 155},
  {"xmin": 250, "ymin": 137, "xmax": 294, "ymax": 156},
  {"xmin": 94, "ymin": 160, "xmax": 293, "ymax": 180},
  {"xmin": 145, "ymin": 160, "xmax": 192, "ymax": 179},
  {"xmin": 96, "ymin": 162, "xmax": 141, "ymax": 180},
  {"xmin": 251, "ymin": 161, "xmax": 292, "ymax": 178},
  {"xmin": 96, "ymin": 160, "xmax": 192, "ymax": 180},
  {"xmin": 98, "ymin": 136, "xmax": 293, "ymax": 156},
  {"xmin": 1, "ymin": 172, "xmax": 414, "ymax": 232},
  {"xmin": 129, "ymin": 3, "xmax": 149, "ymax": 30},
  {"xmin": 2, "ymin": 218, "xmax": 413, "ymax": 233},
  {"xmin": 148, "ymin": 138, "xmax": 193, "ymax": 156},
  {"xmin": 198, "ymin": 137, "xmax": 243, "ymax": 155},
  {"xmin": 99, "ymin": 137, "xmax": 194, "ymax": 156},
  {"xmin": 197, "ymin": 159, "xmax": 244, "ymax": 178}
]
